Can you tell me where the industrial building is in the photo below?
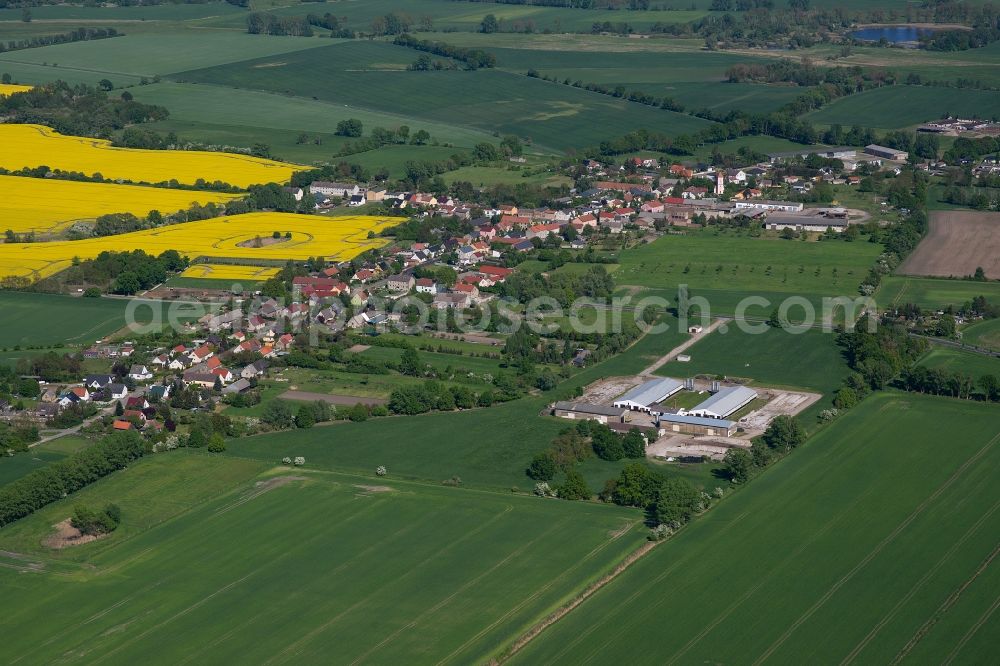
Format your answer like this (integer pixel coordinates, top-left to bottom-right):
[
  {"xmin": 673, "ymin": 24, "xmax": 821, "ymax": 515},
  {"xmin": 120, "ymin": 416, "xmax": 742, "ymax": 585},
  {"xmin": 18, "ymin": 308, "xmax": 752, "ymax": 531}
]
[
  {"xmin": 657, "ymin": 413, "xmax": 737, "ymax": 438},
  {"xmin": 552, "ymin": 401, "xmax": 628, "ymax": 424},
  {"xmin": 688, "ymin": 386, "xmax": 758, "ymax": 419},
  {"xmin": 613, "ymin": 378, "xmax": 684, "ymax": 412},
  {"xmin": 864, "ymin": 144, "xmax": 908, "ymax": 161}
]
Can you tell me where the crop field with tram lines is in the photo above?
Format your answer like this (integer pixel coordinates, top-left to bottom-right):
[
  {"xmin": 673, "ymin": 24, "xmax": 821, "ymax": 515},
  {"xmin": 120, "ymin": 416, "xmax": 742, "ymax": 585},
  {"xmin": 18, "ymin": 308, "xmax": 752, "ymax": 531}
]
[
  {"xmin": 178, "ymin": 263, "xmax": 280, "ymax": 281},
  {"xmin": 0, "ymin": 175, "xmax": 239, "ymax": 234},
  {"xmin": 0, "ymin": 213, "xmax": 398, "ymax": 280},
  {"xmin": 0, "ymin": 124, "xmax": 305, "ymax": 188}
]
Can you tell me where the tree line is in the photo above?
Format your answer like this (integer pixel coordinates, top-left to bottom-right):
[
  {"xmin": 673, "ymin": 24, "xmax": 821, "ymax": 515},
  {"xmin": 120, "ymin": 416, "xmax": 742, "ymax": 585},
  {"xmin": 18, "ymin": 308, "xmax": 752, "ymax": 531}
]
[
  {"xmin": 393, "ymin": 34, "xmax": 496, "ymax": 70},
  {"xmin": 0, "ymin": 27, "xmax": 120, "ymax": 55},
  {"xmin": 0, "ymin": 431, "xmax": 145, "ymax": 527}
]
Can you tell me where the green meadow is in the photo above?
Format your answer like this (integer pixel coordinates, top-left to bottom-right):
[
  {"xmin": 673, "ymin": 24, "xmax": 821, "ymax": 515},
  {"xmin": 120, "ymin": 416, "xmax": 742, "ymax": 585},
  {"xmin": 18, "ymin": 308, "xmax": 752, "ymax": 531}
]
[
  {"xmin": 962, "ymin": 317, "xmax": 1000, "ymax": 351},
  {"xmin": 876, "ymin": 276, "xmax": 1000, "ymax": 311},
  {"xmin": 0, "ymin": 292, "xmax": 210, "ymax": 348},
  {"xmin": 657, "ymin": 326, "xmax": 850, "ymax": 395},
  {"xmin": 808, "ymin": 85, "xmax": 1000, "ymax": 130},
  {"xmin": 615, "ymin": 229, "xmax": 881, "ymax": 313},
  {"xmin": 0, "ymin": 453, "xmax": 644, "ymax": 664},
  {"xmin": 512, "ymin": 392, "xmax": 1000, "ymax": 664},
  {"xmin": 917, "ymin": 346, "xmax": 1000, "ymax": 378}
]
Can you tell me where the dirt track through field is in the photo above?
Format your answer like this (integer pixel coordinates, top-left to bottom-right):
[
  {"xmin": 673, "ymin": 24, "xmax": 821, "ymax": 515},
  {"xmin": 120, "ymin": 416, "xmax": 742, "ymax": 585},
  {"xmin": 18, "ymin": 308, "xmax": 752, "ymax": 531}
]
[{"xmin": 899, "ymin": 211, "xmax": 1000, "ymax": 279}]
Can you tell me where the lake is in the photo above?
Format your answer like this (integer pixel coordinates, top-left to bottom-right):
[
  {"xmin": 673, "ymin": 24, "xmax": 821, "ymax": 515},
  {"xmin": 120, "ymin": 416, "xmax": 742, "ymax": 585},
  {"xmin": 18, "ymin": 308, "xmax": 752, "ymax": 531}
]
[{"xmin": 850, "ymin": 26, "xmax": 944, "ymax": 44}]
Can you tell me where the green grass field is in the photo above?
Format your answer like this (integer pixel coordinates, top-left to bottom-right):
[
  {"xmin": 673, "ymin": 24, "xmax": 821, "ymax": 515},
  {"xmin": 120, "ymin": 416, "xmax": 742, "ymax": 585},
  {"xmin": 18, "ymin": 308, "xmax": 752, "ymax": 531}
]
[
  {"xmin": 876, "ymin": 276, "xmax": 1000, "ymax": 311},
  {"xmin": 0, "ymin": 292, "xmax": 209, "ymax": 348},
  {"xmin": 917, "ymin": 346, "xmax": 1000, "ymax": 378},
  {"xmin": 657, "ymin": 326, "xmax": 850, "ymax": 394},
  {"xmin": 512, "ymin": 391, "xmax": 1000, "ymax": 664},
  {"xmin": 172, "ymin": 41, "xmax": 712, "ymax": 153},
  {"xmin": 962, "ymin": 317, "xmax": 1000, "ymax": 351},
  {"xmin": 0, "ymin": 292, "xmax": 132, "ymax": 347},
  {"xmin": 0, "ymin": 435, "xmax": 92, "ymax": 486},
  {"xmin": 0, "ymin": 453, "xmax": 646, "ymax": 664},
  {"xmin": 615, "ymin": 229, "xmax": 882, "ymax": 314},
  {"xmin": 808, "ymin": 85, "xmax": 1000, "ymax": 130}
]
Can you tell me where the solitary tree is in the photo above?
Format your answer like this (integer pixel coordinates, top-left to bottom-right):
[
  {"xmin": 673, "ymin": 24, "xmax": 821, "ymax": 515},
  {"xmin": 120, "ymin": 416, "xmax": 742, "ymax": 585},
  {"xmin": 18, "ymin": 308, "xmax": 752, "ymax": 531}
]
[{"xmin": 480, "ymin": 13, "xmax": 499, "ymax": 33}]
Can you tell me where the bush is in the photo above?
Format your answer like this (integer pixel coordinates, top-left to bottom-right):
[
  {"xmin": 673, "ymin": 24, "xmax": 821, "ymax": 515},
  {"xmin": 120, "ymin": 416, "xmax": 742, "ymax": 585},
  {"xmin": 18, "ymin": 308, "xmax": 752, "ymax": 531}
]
[
  {"xmin": 526, "ymin": 452, "xmax": 556, "ymax": 481},
  {"xmin": 207, "ymin": 433, "xmax": 226, "ymax": 453},
  {"xmin": 295, "ymin": 404, "xmax": 316, "ymax": 429},
  {"xmin": 71, "ymin": 502, "xmax": 121, "ymax": 535},
  {"xmin": 556, "ymin": 469, "xmax": 591, "ymax": 500}
]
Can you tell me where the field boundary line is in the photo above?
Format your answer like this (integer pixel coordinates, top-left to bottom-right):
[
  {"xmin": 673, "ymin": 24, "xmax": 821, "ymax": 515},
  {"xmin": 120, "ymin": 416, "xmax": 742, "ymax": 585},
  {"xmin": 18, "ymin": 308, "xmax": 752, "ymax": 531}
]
[
  {"xmin": 891, "ymin": 539, "xmax": 1000, "ymax": 664},
  {"xmin": 840, "ymin": 492, "xmax": 1000, "ymax": 665},
  {"xmin": 753, "ymin": 430, "xmax": 1000, "ymax": 665},
  {"xmin": 437, "ymin": 518, "xmax": 641, "ymax": 666},
  {"xmin": 490, "ymin": 539, "xmax": 659, "ymax": 665},
  {"xmin": 537, "ymin": 408, "xmax": 876, "ymax": 664},
  {"xmin": 349, "ymin": 518, "xmax": 571, "ymax": 665},
  {"xmin": 666, "ymin": 485, "xmax": 877, "ymax": 666},
  {"xmin": 88, "ymin": 496, "xmax": 388, "ymax": 665},
  {"xmin": 177, "ymin": 508, "xmax": 432, "ymax": 666},
  {"xmin": 262, "ymin": 504, "xmax": 515, "ymax": 665},
  {"xmin": 941, "ymin": 589, "xmax": 1000, "ymax": 665}
]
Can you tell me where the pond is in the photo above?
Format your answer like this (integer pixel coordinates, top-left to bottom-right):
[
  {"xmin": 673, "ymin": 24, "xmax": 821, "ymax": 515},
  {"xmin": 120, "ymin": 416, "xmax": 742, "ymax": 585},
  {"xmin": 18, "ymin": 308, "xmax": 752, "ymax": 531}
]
[{"xmin": 850, "ymin": 26, "xmax": 944, "ymax": 44}]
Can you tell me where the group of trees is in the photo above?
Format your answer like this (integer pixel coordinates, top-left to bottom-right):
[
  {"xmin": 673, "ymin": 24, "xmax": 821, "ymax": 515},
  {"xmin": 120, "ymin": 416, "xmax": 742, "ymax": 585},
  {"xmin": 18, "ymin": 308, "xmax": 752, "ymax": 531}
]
[
  {"xmin": 305, "ymin": 13, "xmax": 355, "ymax": 38},
  {"xmin": 0, "ymin": 419, "xmax": 39, "ymax": 454},
  {"xmin": 599, "ymin": 463, "xmax": 707, "ymax": 528},
  {"xmin": 394, "ymin": 34, "xmax": 496, "ymax": 70},
  {"xmin": 65, "ymin": 249, "xmax": 188, "ymax": 295},
  {"xmin": 900, "ymin": 366, "xmax": 1000, "ymax": 401},
  {"xmin": 388, "ymin": 380, "xmax": 511, "ymax": 415},
  {"xmin": 839, "ymin": 315, "xmax": 929, "ymax": 391},
  {"xmin": 527, "ymin": 422, "xmax": 646, "ymax": 485},
  {"xmin": 526, "ymin": 69, "xmax": 685, "ymax": 113},
  {"xmin": 0, "ymin": 431, "xmax": 144, "ymax": 527},
  {"xmin": 246, "ymin": 13, "xmax": 314, "ymax": 37},
  {"xmin": 723, "ymin": 415, "xmax": 807, "ymax": 484},
  {"xmin": 71, "ymin": 503, "xmax": 121, "ymax": 536},
  {"xmin": 0, "ymin": 81, "xmax": 168, "ymax": 139}
]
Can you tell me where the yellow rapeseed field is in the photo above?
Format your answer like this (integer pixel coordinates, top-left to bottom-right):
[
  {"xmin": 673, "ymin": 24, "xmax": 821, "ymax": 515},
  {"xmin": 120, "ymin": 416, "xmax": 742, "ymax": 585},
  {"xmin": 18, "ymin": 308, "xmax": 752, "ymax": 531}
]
[
  {"xmin": 0, "ymin": 212, "xmax": 398, "ymax": 280},
  {"xmin": 0, "ymin": 175, "xmax": 240, "ymax": 234},
  {"xmin": 0, "ymin": 124, "xmax": 306, "ymax": 188},
  {"xmin": 180, "ymin": 264, "xmax": 280, "ymax": 281},
  {"xmin": 0, "ymin": 84, "xmax": 33, "ymax": 97}
]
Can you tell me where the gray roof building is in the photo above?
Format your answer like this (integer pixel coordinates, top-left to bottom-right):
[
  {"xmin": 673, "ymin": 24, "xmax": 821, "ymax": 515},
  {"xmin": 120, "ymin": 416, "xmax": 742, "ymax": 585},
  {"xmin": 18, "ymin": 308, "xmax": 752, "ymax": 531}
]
[
  {"xmin": 553, "ymin": 401, "xmax": 627, "ymax": 419},
  {"xmin": 688, "ymin": 386, "xmax": 758, "ymax": 419},
  {"xmin": 613, "ymin": 378, "xmax": 684, "ymax": 411}
]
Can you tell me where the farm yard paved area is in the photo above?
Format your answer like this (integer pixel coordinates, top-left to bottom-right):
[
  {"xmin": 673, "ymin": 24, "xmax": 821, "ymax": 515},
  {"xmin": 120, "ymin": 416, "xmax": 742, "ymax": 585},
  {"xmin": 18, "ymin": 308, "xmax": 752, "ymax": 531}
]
[
  {"xmin": 739, "ymin": 388, "xmax": 822, "ymax": 434},
  {"xmin": 899, "ymin": 210, "xmax": 1000, "ymax": 279},
  {"xmin": 280, "ymin": 390, "xmax": 387, "ymax": 406},
  {"xmin": 512, "ymin": 392, "xmax": 1000, "ymax": 664},
  {"xmin": 0, "ymin": 462, "xmax": 644, "ymax": 664}
]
